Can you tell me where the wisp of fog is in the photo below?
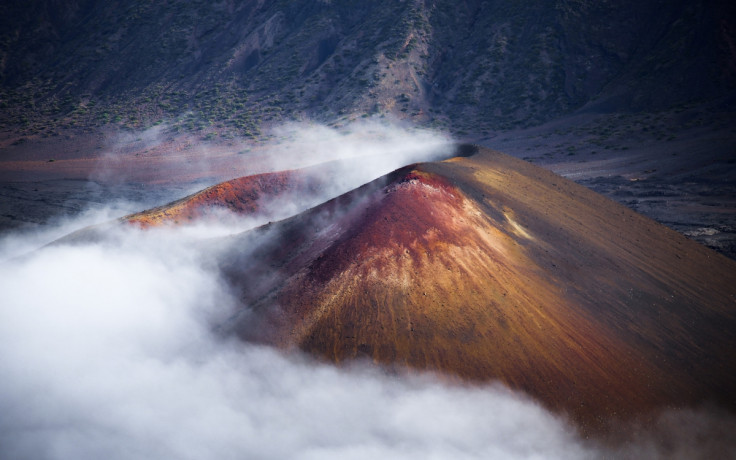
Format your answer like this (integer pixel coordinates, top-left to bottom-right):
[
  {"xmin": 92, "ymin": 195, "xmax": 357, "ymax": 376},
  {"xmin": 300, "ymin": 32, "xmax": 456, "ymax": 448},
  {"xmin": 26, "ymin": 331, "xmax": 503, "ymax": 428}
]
[
  {"xmin": 0, "ymin": 121, "xmax": 733, "ymax": 460},
  {"xmin": 0, "ymin": 215, "xmax": 595, "ymax": 460}
]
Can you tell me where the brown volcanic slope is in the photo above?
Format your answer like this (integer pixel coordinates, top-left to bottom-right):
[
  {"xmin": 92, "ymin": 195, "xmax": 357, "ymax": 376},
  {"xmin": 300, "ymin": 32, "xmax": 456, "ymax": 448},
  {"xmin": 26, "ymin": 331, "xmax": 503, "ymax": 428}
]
[
  {"xmin": 214, "ymin": 145, "xmax": 736, "ymax": 432},
  {"xmin": 53, "ymin": 166, "xmax": 323, "ymax": 245},
  {"xmin": 125, "ymin": 169, "xmax": 321, "ymax": 228}
]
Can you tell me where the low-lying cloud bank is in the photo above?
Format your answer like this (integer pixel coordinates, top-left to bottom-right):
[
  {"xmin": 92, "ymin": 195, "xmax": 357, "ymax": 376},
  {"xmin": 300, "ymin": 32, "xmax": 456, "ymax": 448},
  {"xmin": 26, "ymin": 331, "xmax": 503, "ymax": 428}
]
[
  {"xmin": 0, "ymin": 224, "xmax": 593, "ymax": 460},
  {"xmin": 1, "ymin": 122, "xmax": 735, "ymax": 459}
]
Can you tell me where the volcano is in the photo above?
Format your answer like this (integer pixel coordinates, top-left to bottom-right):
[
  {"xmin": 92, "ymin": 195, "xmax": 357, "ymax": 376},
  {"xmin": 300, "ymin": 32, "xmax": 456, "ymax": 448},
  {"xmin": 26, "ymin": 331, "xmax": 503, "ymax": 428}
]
[
  {"xmin": 179, "ymin": 145, "xmax": 735, "ymax": 433},
  {"xmin": 78, "ymin": 144, "xmax": 736, "ymax": 433}
]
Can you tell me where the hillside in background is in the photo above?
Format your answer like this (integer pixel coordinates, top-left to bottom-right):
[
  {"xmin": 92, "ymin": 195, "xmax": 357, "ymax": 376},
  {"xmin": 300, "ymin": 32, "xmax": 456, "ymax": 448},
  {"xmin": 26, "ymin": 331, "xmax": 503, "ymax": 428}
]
[{"xmin": 1, "ymin": 0, "xmax": 735, "ymax": 139}]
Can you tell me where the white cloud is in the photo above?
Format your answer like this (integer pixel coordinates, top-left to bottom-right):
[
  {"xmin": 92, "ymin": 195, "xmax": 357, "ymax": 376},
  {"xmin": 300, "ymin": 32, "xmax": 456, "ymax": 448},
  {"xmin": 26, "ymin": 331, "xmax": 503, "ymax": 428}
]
[
  {"xmin": 0, "ymin": 224, "xmax": 596, "ymax": 460},
  {"xmin": 259, "ymin": 119, "xmax": 453, "ymax": 171}
]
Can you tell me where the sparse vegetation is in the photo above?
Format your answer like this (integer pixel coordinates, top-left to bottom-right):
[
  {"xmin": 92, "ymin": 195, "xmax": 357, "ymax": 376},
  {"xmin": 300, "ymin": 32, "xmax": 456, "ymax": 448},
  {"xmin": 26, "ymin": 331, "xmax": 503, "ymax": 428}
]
[{"xmin": 0, "ymin": 0, "xmax": 733, "ymax": 138}]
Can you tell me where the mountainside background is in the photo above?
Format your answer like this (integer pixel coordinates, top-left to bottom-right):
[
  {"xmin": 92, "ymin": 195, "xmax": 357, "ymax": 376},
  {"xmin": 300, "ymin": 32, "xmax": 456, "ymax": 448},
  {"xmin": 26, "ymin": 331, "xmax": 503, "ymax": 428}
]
[{"xmin": 2, "ymin": 0, "xmax": 735, "ymax": 137}]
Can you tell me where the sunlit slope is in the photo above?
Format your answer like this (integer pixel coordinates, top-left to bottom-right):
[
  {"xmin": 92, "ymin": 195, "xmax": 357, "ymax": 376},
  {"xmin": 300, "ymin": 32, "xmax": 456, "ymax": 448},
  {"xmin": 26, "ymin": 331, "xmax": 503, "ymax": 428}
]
[
  {"xmin": 125, "ymin": 169, "xmax": 319, "ymax": 227},
  {"xmin": 219, "ymin": 146, "xmax": 736, "ymax": 430}
]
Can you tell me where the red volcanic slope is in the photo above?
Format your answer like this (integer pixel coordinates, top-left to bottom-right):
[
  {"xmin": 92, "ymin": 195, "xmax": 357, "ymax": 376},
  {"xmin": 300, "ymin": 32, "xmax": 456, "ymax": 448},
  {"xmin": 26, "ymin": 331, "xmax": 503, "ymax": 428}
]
[
  {"xmin": 215, "ymin": 145, "xmax": 736, "ymax": 432},
  {"xmin": 56, "ymin": 167, "xmax": 322, "ymax": 244},
  {"xmin": 51, "ymin": 163, "xmax": 335, "ymax": 245},
  {"xmin": 125, "ymin": 169, "xmax": 314, "ymax": 227},
  {"xmin": 123, "ymin": 155, "xmax": 401, "ymax": 227}
]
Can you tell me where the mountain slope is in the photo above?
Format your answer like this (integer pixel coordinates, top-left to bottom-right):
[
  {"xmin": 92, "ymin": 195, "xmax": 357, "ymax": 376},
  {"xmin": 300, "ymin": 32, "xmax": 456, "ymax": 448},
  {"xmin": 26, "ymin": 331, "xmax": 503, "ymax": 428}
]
[
  {"xmin": 2, "ymin": 0, "xmax": 734, "ymax": 137},
  {"xmin": 125, "ymin": 169, "xmax": 319, "ymax": 228},
  {"xmin": 213, "ymin": 145, "xmax": 736, "ymax": 432}
]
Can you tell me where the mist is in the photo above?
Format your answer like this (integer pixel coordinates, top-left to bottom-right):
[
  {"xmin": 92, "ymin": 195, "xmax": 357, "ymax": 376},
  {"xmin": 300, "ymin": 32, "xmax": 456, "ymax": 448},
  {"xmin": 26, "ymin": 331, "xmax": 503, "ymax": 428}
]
[
  {"xmin": 0, "ymin": 220, "xmax": 595, "ymax": 460},
  {"xmin": 247, "ymin": 120, "xmax": 456, "ymax": 222},
  {"xmin": 1, "ymin": 121, "xmax": 735, "ymax": 459}
]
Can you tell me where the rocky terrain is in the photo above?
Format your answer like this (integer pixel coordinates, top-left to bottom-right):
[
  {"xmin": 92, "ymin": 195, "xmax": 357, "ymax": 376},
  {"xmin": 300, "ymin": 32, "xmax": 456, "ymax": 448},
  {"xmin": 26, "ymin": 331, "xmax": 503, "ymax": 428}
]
[{"xmin": 1, "ymin": 0, "xmax": 734, "ymax": 137}]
